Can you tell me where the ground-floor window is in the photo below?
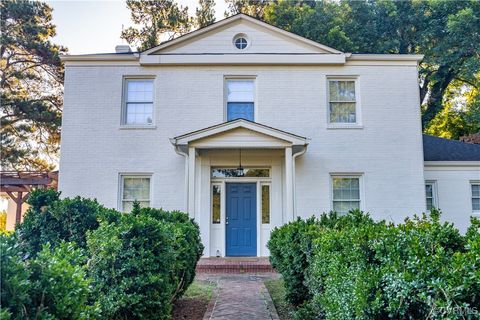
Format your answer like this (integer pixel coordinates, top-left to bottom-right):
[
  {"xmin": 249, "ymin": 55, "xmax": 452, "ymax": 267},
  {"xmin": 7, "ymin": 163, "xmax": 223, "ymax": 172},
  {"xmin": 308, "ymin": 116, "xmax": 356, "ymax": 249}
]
[
  {"xmin": 472, "ymin": 182, "xmax": 480, "ymax": 213},
  {"xmin": 261, "ymin": 184, "xmax": 270, "ymax": 224},
  {"xmin": 425, "ymin": 181, "xmax": 437, "ymax": 211},
  {"xmin": 332, "ymin": 176, "xmax": 361, "ymax": 214},
  {"xmin": 120, "ymin": 175, "xmax": 151, "ymax": 212},
  {"xmin": 212, "ymin": 184, "xmax": 221, "ymax": 224}
]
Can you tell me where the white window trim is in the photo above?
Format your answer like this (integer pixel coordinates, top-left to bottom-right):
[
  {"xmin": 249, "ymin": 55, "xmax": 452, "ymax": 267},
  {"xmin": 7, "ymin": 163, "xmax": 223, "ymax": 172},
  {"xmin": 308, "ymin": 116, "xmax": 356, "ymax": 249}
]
[
  {"xmin": 224, "ymin": 76, "xmax": 257, "ymax": 122},
  {"xmin": 120, "ymin": 76, "xmax": 156, "ymax": 129},
  {"xmin": 326, "ymin": 76, "xmax": 362, "ymax": 129},
  {"xmin": 425, "ymin": 180, "xmax": 438, "ymax": 211},
  {"xmin": 118, "ymin": 173, "xmax": 153, "ymax": 212},
  {"xmin": 329, "ymin": 173, "xmax": 365, "ymax": 213},
  {"xmin": 471, "ymin": 180, "xmax": 480, "ymax": 215}
]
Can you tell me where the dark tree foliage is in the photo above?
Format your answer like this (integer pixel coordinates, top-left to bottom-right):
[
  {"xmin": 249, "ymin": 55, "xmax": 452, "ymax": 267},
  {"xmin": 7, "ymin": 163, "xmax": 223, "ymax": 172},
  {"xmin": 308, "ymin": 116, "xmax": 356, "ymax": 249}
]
[
  {"xmin": 262, "ymin": 0, "xmax": 480, "ymax": 133},
  {"xmin": 196, "ymin": 0, "xmax": 216, "ymax": 28},
  {"xmin": 121, "ymin": 0, "xmax": 192, "ymax": 51},
  {"xmin": 1, "ymin": 0, "xmax": 66, "ymax": 170},
  {"xmin": 224, "ymin": 0, "xmax": 271, "ymax": 19}
]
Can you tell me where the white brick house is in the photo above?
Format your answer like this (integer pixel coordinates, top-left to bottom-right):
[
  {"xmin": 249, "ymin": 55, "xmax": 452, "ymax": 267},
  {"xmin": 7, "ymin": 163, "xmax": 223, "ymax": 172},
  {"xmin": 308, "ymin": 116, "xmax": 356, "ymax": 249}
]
[{"xmin": 59, "ymin": 14, "xmax": 480, "ymax": 257}]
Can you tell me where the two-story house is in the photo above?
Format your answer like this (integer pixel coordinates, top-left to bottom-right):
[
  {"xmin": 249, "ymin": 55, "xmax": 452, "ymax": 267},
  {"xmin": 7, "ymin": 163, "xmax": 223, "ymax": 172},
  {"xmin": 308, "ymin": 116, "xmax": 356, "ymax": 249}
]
[{"xmin": 59, "ymin": 14, "xmax": 480, "ymax": 257}]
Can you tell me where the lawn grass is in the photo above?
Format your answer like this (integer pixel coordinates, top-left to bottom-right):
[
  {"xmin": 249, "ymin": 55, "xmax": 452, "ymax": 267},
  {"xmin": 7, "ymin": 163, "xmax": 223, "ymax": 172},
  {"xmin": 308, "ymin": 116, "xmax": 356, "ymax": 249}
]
[
  {"xmin": 173, "ymin": 279, "xmax": 216, "ymax": 320},
  {"xmin": 264, "ymin": 278, "xmax": 294, "ymax": 320}
]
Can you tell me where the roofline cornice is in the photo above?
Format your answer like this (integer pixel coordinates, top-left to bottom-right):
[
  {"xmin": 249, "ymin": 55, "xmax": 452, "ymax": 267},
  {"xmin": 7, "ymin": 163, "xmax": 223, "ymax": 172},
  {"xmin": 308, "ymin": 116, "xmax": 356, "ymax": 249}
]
[
  {"xmin": 424, "ymin": 161, "xmax": 480, "ymax": 167},
  {"xmin": 347, "ymin": 54, "xmax": 424, "ymax": 62},
  {"xmin": 60, "ymin": 54, "xmax": 140, "ymax": 62}
]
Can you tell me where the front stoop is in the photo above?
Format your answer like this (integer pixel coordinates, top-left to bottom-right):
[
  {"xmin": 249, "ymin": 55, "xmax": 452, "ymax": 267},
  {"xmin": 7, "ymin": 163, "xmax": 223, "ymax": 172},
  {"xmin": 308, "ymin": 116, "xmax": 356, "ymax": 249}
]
[{"xmin": 196, "ymin": 257, "xmax": 275, "ymax": 273}]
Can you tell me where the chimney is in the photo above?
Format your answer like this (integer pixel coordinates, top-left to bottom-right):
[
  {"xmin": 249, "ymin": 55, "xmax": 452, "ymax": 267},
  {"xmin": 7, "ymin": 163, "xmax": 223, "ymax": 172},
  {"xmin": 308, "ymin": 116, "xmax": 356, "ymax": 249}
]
[{"xmin": 115, "ymin": 45, "xmax": 131, "ymax": 54}]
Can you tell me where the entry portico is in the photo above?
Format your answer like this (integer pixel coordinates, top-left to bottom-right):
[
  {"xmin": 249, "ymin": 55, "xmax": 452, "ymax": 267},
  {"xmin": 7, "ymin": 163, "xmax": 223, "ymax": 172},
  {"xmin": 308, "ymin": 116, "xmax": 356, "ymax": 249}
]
[{"xmin": 171, "ymin": 119, "xmax": 309, "ymax": 256}]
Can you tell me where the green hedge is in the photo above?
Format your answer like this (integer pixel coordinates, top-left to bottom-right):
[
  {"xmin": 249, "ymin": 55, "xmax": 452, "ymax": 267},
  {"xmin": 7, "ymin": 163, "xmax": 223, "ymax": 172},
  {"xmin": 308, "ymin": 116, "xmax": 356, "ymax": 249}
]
[
  {"xmin": 88, "ymin": 206, "xmax": 203, "ymax": 319},
  {"xmin": 2, "ymin": 190, "xmax": 203, "ymax": 320},
  {"xmin": 268, "ymin": 209, "xmax": 480, "ymax": 320},
  {"xmin": 1, "ymin": 236, "xmax": 97, "ymax": 319},
  {"xmin": 15, "ymin": 189, "xmax": 120, "ymax": 256}
]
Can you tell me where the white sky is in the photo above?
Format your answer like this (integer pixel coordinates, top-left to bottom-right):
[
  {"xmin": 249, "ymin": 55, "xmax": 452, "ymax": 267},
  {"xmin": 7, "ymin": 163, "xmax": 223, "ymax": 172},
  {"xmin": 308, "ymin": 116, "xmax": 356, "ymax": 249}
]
[{"xmin": 46, "ymin": 0, "xmax": 228, "ymax": 54}]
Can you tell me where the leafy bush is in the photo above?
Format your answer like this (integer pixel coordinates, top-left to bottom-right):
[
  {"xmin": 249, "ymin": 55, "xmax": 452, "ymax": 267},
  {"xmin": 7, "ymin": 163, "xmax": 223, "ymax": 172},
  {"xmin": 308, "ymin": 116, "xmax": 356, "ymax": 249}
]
[
  {"xmin": 139, "ymin": 207, "xmax": 204, "ymax": 296},
  {"xmin": 15, "ymin": 189, "xmax": 120, "ymax": 255},
  {"xmin": 268, "ymin": 209, "xmax": 480, "ymax": 320},
  {"xmin": 0, "ymin": 235, "xmax": 97, "ymax": 319},
  {"xmin": 268, "ymin": 216, "xmax": 321, "ymax": 306},
  {"xmin": 87, "ymin": 207, "xmax": 203, "ymax": 319}
]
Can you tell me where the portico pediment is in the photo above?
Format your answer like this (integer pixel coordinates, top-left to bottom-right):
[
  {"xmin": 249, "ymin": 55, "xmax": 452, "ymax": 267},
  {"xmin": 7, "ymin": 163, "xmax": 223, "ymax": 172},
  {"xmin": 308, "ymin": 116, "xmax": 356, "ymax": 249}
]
[{"xmin": 170, "ymin": 119, "xmax": 309, "ymax": 149}]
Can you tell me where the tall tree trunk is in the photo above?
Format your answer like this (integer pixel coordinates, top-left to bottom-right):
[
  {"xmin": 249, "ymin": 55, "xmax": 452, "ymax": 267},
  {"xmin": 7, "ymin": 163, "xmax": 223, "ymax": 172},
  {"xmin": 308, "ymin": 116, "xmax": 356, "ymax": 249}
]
[{"xmin": 422, "ymin": 66, "xmax": 455, "ymax": 129}]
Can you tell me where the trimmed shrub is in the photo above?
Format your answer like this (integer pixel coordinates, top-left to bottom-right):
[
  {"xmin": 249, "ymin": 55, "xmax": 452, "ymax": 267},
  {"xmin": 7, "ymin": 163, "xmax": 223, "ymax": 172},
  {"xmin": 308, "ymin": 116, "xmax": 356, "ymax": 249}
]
[
  {"xmin": 87, "ymin": 208, "xmax": 203, "ymax": 319},
  {"xmin": 268, "ymin": 209, "xmax": 480, "ymax": 320},
  {"xmin": 268, "ymin": 216, "xmax": 321, "ymax": 306},
  {"xmin": 0, "ymin": 235, "xmax": 97, "ymax": 319},
  {"xmin": 139, "ymin": 207, "xmax": 204, "ymax": 296},
  {"xmin": 15, "ymin": 189, "xmax": 120, "ymax": 256}
]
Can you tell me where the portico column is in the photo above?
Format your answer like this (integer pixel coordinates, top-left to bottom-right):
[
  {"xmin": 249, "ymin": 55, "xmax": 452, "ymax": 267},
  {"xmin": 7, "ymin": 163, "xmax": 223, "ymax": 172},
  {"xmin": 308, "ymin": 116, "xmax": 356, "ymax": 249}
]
[
  {"xmin": 188, "ymin": 147, "xmax": 196, "ymax": 219},
  {"xmin": 285, "ymin": 146, "xmax": 294, "ymax": 221}
]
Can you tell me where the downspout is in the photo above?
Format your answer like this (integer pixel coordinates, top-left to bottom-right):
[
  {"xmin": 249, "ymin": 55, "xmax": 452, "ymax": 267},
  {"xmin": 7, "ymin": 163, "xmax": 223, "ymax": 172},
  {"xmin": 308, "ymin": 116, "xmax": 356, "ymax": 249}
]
[
  {"xmin": 292, "ymin": 145, "xmax": 308, "ymax": 220},
  {"xmin": 170, "ymin": 138, "xmax": 189, "ymax": 212}
]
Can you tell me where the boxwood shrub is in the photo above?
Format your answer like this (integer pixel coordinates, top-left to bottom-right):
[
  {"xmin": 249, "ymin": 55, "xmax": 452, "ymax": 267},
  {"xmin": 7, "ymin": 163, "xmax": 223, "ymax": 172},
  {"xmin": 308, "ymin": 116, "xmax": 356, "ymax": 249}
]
[
  {"xmin": 268, "ymin": 209, "xmax": 480, "ymax": 320},
  {"xmin": 0, "ymin": 235, "xmax": 97, "ymax": 319},
  {"xmin": 87, "ymin": 207, "xmax": 203, "ymax": 319},
  {"xmin": 15, "ymin": 189, "xmax": 120, "ymax": 256},
  {"xmin": 4, "ymin": 190, "xmax": 203, "ymax": 320}
]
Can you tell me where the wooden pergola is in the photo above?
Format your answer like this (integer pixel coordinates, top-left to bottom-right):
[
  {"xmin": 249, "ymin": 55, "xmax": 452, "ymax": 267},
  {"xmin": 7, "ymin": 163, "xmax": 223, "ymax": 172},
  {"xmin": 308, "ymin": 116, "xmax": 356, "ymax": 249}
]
[{"xmin": 0, "ymin": 171, "xmax": 58, "ymax": 224}]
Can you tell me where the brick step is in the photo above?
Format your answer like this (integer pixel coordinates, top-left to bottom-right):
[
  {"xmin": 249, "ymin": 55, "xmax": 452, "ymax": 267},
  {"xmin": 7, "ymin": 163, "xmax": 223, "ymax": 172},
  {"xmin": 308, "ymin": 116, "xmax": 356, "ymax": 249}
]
[{"xmin": 196, "ymin": 257, "xmax": 276, "ymax": 273}]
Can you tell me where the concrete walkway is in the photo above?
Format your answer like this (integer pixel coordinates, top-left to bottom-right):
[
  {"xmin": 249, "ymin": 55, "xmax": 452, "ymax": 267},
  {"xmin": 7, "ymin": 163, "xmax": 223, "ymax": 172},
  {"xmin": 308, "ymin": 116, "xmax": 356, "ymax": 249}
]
[{"xmin": 199, "ymin": 274, "xmax": 280, "ymax": 320}]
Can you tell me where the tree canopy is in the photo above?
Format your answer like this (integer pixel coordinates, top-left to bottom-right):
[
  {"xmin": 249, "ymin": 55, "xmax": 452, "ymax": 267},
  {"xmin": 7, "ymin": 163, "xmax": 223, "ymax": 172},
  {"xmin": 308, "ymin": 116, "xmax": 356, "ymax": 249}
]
[
  {"xmin": 226, "ymin": 0, "xmax": 480, "ymax": 139},
  {"xmin": 1, "ymin": 0, "xmax": 66, "ymax": 170},
  {"xmin": 196, "ymin": 0, "xmax": 216, "ymax": 28},
  {"xmin": 121, "ymin": 0, "xmax": 192, "ymax": 51}
]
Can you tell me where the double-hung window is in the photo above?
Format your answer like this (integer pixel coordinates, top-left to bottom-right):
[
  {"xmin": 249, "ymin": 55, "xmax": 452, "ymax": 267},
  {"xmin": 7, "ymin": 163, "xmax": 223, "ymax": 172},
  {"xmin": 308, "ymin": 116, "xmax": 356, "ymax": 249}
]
[
  {"xmin": 328, "ymin": 79, "xmax": 358, "ymax": 124},
  {"xmin": 226, "ymin": 79, "xmax": 254, "ymax": 121},
  {"xmin": 332, "ymin": 176, "xmax": 361, "ymax": 214},
  {"xmin": 121, "ymin": 175, "xmax": 151, "ymax": 212},
  {"xmin": 123, "ymin": 79, "xmax": 154, "ymax": 125},
  {"xmin": 425, "ymin": 181, "xmax": 437, "ymax": 211},
  {"xmin": 472, "ymin": 182, "xmax": 480, "ymax": 213}
]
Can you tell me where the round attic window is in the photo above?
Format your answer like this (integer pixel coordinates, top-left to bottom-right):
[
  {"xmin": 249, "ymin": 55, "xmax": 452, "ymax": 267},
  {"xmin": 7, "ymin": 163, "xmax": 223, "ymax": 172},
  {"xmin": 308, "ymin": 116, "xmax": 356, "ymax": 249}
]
[{"xmin": 233, "ymin": 34, "xmax": 249, "ymax": 50}]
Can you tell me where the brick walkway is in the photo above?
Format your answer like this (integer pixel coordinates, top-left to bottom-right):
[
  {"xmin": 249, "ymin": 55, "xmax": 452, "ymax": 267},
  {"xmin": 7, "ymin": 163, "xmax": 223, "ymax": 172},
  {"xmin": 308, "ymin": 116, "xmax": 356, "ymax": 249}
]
[{"xmin": 199, "ymin": 273, "xmax": 280, "ymax": 320}]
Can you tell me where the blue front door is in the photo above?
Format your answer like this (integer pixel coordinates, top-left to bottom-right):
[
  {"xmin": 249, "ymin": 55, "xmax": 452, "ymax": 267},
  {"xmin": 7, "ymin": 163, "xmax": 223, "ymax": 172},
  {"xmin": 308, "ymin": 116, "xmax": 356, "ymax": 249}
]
[{"xmin": 226, "ymin": 183, "xmax": 257, "ymax": 256}]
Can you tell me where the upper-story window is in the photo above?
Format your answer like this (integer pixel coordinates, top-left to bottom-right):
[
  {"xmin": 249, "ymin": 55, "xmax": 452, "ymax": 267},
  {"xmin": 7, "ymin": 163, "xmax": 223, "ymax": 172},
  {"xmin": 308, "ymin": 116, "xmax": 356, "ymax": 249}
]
[
  {"xmin": 226, "ymin": 79, "xmax": 254, "ymax": 121},
  {"xmin": 328, "ymin": 79, "xmax": 358, "ymax": 124},
  {"xmin": 123, "ymin": 79, "xmax": 154, "ymax": 125}
]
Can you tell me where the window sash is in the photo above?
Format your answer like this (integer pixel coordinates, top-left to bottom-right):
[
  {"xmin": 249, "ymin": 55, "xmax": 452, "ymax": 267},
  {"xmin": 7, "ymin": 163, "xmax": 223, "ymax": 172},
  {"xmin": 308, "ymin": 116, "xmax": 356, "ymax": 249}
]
[
  {"xmin": 328, "ymin": 80, "xmax": 357, "ymax": 124},
  {"xmin": 121, "ymin": 176, "xmax": 151, "ymax": 212},
  {"xmin": 332, "ymin": 177, "xmax": 361, "ymax": 214},
  {"xmin": 261, "ymin": 184, "xmax": 270, "ymax": 224},
  {"xmin": 472, "ymin": 184, "xmax": 480, "ymax": 211},
  {"xmin": 212, "ymin": 184, "xmax": 221, "ymax": 224},
  {"xmin": 425, "ymin": 183, "xmax": 435, "ymax": 210},
  {"xmin": 226, "ymin": 79, "xmax": 254, "ymax": 121},
  {"xmin": 124, "ymin": 79, "xmax": 154, "ymax": 125}
]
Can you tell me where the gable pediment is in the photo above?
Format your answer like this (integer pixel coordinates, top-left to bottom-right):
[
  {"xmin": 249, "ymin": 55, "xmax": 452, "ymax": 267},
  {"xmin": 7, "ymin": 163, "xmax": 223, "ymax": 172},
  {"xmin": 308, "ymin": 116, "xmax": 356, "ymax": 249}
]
[
  {"xmin": 171, "ymin": 119, "xmax": 309, "ymax": 149},
  {"xmin": 143, "ymin": 14, "xmax": 342, "ymax": 57}
]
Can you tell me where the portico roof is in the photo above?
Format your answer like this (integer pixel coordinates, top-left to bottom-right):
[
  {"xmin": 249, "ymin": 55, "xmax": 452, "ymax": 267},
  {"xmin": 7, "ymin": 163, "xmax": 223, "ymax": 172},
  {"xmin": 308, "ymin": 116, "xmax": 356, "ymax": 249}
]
[{"xmin": 170, "ymin": 119, "xmax": 309, "ymax": 149}]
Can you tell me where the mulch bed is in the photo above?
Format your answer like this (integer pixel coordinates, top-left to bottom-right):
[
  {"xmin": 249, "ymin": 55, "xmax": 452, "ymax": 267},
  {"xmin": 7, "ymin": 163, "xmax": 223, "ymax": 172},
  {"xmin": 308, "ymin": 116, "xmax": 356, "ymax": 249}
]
[{"xmin": 173, "ymin": 297, "xmax": 210, "ymax": 320}]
